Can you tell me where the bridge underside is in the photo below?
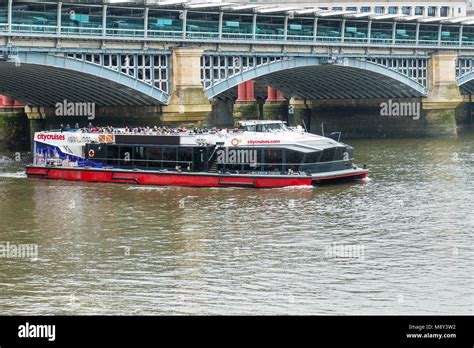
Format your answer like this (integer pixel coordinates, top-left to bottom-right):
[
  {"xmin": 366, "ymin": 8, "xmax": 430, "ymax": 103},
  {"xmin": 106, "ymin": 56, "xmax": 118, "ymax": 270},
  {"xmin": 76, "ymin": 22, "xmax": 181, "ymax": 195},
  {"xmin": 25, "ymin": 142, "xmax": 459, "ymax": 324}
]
[
  {"xmin": 214, "ymin": 65, "xmax": 425, "ymax": 101},
  {"xmin": 0, "ymin": 62, "xmax": 163, "ymax": 107},
  {"xmin": 459, "ymin": 81, "xmax": 474, "ymax": 95}
]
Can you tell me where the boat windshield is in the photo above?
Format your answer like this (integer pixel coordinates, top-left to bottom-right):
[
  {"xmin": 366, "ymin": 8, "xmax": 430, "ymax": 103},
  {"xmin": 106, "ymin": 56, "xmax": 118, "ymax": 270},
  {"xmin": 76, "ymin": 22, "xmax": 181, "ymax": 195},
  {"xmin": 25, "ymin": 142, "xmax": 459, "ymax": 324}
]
[{"xmin": 245, "ymin": 122, "xmax": 289, "ymax": 132}]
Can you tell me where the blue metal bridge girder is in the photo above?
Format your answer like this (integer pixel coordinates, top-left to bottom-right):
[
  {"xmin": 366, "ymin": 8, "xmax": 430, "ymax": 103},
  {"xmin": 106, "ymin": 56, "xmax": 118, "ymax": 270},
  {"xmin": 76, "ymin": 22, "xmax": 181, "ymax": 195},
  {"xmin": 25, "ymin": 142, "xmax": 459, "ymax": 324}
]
[
  {"xmin": 204, "ymin": 56, "xmax": 428, "ymax": 99},
  {"xmin": 15, "ymin": 52, "xmax": 169, "ymax": 105}
]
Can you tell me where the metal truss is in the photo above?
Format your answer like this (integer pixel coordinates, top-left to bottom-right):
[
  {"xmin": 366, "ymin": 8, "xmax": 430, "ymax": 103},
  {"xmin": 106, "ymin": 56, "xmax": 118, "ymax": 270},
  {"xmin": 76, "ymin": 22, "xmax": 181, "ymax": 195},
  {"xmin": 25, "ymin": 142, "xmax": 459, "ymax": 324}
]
[{"xmin": 202, "ymin": 53, "xmax": 429, "ymax": 98}]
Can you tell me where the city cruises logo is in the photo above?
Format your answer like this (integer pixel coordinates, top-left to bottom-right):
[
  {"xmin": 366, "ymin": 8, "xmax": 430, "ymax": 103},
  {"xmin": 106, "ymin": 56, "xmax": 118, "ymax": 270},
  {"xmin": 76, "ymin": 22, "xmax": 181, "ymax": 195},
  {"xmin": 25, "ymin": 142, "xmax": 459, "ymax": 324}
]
[
  {"xmin": 37, "ymin": 133, "xmax": 65, "ymax": 141},
  {"xmin": 55, "ymin": 99, "xmax": 96, "ymax": 120},
  {"xmin": 380, "ymin": 99, "xmax": 420, "ymax": 120},
  {"xmin": 216, "ymin": 148, "xmax": 257, "ymax": 165},
  {"xmin": 247, "ymin": 139, "xmax": 281, "ymax": 145}
]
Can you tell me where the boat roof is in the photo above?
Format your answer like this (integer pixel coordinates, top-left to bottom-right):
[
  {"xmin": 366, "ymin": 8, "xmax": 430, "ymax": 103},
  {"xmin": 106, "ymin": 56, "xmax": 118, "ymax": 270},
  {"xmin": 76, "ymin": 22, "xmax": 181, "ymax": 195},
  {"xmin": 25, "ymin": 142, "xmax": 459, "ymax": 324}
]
[
  {"xmin": 279, "ymin": 144, "xmax": 321, "ymax": 153},
  {"xmin": 238, "ymin": 120, "xmax": 286, "ymax": 126}
]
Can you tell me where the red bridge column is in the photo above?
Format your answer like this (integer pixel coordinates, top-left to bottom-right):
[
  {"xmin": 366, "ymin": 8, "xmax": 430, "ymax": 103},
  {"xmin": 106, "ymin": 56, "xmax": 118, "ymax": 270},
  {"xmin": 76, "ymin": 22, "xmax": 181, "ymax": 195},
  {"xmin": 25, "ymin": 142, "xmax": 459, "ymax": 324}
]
[
  {"xmin": 245, "ymin": 80, "xmax": 255, "ymax": 102},
  {"xmin": 276, "ymin": 89, "xmax": 286, "ymax": 101},
  {"xmin": 234, "ymin": 80, "xmax": 259, "ymax": 122},
  {"xmin": 264, "ymin": 86, "xmax": 288, "ymax": 121},
  {"xmin": 237, "ymin": 82, "xmax": 247, "ymax": 102},
  {"xmin": 0, "ymin": 95, "xmax": 24, "ymax": 109},
  {"xmin": 266, "ymin": 86, "xmax": 277, "ymax": 102}
]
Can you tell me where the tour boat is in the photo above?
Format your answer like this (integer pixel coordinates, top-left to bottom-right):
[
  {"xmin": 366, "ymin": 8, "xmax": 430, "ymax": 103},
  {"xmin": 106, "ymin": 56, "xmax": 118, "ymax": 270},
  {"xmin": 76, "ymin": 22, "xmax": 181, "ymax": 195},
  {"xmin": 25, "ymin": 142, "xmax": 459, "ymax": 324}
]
[{"xmin": 26, "ymin": 120, "xmax": 368, "ymax": 188}]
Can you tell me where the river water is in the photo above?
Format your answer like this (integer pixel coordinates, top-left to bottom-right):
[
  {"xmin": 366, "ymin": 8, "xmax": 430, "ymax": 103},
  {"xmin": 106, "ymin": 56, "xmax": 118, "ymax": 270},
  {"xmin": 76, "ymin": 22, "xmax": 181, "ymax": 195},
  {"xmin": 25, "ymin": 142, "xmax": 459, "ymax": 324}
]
[{"xmin": 0, "ymin": 132, "xmax": 473, "ymax": 315}]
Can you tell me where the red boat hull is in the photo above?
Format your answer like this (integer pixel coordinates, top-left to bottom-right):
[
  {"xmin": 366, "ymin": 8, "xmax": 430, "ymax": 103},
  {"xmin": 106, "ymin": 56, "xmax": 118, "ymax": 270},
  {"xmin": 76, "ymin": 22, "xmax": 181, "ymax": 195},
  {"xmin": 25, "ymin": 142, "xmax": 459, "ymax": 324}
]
[{"xmin": 26, "ymin": 166, "xmax": 368, "ymax": 188}]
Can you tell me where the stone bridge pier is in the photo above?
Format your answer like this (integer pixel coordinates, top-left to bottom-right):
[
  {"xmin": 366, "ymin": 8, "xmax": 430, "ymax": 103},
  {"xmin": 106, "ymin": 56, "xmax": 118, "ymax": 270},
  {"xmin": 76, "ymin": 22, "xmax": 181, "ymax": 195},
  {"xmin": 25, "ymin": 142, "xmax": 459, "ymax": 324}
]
[
  {"xmin": 422, "ymin": 53, "xmax": 463, "ymax": 136},
  {"xmin": 162, "ymin": 47, "xmax": 212, "ymax": 126}
]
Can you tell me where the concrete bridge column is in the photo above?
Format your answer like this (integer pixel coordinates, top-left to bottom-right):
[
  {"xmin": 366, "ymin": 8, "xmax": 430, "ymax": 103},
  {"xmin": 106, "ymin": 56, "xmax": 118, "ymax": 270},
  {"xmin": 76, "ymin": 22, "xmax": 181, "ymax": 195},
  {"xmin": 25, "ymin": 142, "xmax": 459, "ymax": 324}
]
[
  {"xmin": 263, "ymin": 86, "xmax": 288, "ymax": 121},
  {"xmin": 233, "ymin": 80, "xmax": 260, "ymax": 121},
  {"xmin": 25, "ymin": 106, "xmax": 46, "ymax": 150},
  {"xmin": 208, "ymin": 98, "xmax": 234, "ymax": 127},
  {"xmin": 0, "ymin": 96, "xmax": 28, "ymax": 151},
  {"xmin": 422, "ymin": 53, "xmax": 463, "ymax": 136},
  {"xmin": 161, "ymin": 47, "xmax": 212, "ymax": 126}
]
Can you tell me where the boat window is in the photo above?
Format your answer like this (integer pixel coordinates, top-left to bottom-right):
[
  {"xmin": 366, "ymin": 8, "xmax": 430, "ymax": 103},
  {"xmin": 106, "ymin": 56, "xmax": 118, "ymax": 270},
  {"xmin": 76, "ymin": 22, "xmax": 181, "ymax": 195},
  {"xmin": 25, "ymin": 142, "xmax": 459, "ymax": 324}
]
[
  {"xmin": 119, "ymin": 146, "xmax": 133, "ymax": 167},
  {"xmin": 345, "ymin": 146, "xmax": 353, "ymax": 159},
  {"xmin": 246, "ymin": 122, "xmax": 287, "ymax": 132},
  {"xmin": 263, "ymin": 148, "xmax": 283, "ymax": 171},
  {"xmin": 256, "ymin": 149, "xmax": 264, "ymax": 171},
  {"xmin": 225, "ymin": 162, "xmax": 243, "ymax": 171},
  {"xmin": 320, "ymin": 148, "xmax": 336, "ymax": 162},
  {"xmin": 178, "ymin": 147, "xmax": 193, "ymax": 169},
  {"xmin": 264, "ymin": 123, "xmax": 288, "ymax": 132},
  {"xmin": 162, "ymin": 147, "xmax": 177, "ymax": 168},
  {"xmin": 304, "ymin": 151, "xmax": 321, "ymax": 164},
  {"xmin": 107, "ymin": 145, "xmax": 119, "ymax": 166},
  {"xmin": 334, "ymin": 147, "xmax": 344, "ymax": 161},
  {"xmin": 133, "ymin": 146, "xmax": 148, "ymax": 168},
  {"xmin": 148, "ymin": 147, "xmax": 162, "ymax": 168},
  {"xmin": 285, "ymin": 150, "xmax": 304, "ymax": 168}
]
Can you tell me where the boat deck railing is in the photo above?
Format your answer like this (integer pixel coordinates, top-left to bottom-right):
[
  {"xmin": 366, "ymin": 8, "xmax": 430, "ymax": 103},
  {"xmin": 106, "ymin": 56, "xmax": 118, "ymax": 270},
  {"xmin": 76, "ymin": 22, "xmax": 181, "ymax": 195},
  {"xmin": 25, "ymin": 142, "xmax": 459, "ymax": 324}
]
[{"xmin": 41, "ymin": 127, "xmax": 303, "ymax": 137}]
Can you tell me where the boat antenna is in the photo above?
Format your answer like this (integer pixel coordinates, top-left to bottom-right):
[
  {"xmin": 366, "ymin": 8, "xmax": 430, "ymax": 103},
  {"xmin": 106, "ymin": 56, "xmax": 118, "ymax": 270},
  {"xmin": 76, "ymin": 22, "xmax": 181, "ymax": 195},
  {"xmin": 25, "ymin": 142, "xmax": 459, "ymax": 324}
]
[
  {"xmin": 302, "ymin": 119, "xmax": 308, "ymax": 132},
  {"xmin": 321, "ymin": 122, "xmax": 324, "ymax": 136}
]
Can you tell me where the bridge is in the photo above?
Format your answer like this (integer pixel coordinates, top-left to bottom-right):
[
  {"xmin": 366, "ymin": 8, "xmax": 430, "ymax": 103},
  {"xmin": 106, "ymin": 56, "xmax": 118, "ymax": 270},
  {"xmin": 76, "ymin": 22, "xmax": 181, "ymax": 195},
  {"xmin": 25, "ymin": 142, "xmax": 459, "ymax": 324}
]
[{"xmin": 1, "ymin": 0, "xmax": 474, "ymax": 142}]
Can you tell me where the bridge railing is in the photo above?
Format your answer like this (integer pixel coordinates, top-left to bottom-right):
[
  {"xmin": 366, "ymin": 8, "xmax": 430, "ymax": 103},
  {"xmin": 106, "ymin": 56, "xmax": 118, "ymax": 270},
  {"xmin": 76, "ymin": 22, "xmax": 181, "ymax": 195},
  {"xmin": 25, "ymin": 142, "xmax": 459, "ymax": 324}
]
[
  {"xmin": 186, "ymin": 31, "xmax": 219, "ymax": 39},
  {"xmin": 286, "ymin": 34, "xmax": 314, "ymax": 42},
  {"xmin": 344, "ymin": 36, "xmax": 369, "ymax": 43},
  {"xmin": 441, "ymin": 40, "xmax": 465, "ymax": 47},
  {"xmin": 370, "ymin": 38, "xmax": 393, "ymax": 45},
  {"xmin": 61, "ymin": 26, "xmax": 102, "ymax": 36},
  {"xmin": 255, "ymin": 33, "xmax": 284, "ymax": 41},
  {"xmin": 395, "ymin": 39, "xmax": 417, "ymax": 45},
  {"xmin": 460, "ymin": 40, "xmax": 474, "ymax": 46},
  {"xmin": 106, "ymin": 28, "xmax": 145, "ymax": 37},
  {"xmin": 10, "ymin": 24, "xmax": 57, "ymax": 34},
  {"xmin": 316, "ymin": 35, "xmax": 343, "ymax": 43},
  {"xmin": 148, "ymin": 30, "xmax": 183, "ymax": 39},
  {"xmin": 221, "ymin": 33, "xmax": 253, "ymax": 40},
  {"xmin": 4, "ymin": 2, "xmax": 474, "ymax": 50},
  {"xmin": 5, "ymin": 23, "xmax": 469, "ymax": 49}
]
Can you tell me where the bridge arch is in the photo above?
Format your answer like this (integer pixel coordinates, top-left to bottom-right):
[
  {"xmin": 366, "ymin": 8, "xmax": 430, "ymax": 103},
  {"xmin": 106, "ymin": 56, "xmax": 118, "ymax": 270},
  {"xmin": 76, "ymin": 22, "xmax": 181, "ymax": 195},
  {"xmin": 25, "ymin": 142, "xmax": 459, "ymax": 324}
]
[
  {"xmin": 204, "ymin": 57, "xmax": 428, "ymax": 100},
  {"xmin": 456, "ymin": 71, "xmax": 474, "ymax": 94},
  {"xmin": 0, "ymin": 52, "xmax": 169, "ymax": 106}
]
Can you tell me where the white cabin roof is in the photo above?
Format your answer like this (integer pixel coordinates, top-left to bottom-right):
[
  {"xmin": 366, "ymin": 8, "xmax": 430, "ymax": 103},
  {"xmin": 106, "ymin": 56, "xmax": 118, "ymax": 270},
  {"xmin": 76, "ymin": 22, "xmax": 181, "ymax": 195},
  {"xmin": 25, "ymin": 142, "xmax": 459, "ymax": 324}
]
[{"xmin": 239, "ymin": 120, "xmax": 286, "ymax": 126}]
